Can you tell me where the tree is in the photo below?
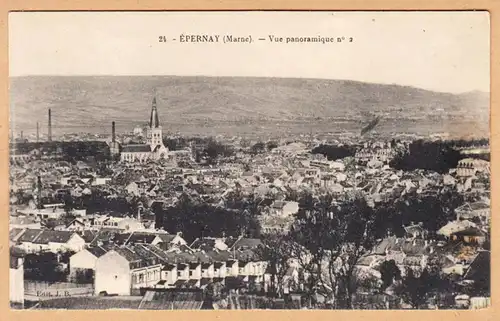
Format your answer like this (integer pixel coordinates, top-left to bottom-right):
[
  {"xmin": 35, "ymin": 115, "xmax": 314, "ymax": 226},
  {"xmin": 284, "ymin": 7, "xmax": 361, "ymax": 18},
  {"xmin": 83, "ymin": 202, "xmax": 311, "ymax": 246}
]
[
  {"xmin": 266, "ymin": 141, "xmax": 278, "ymax": 151},
  {"xmin": 311, "ymin": 144, "xmax": 357, "ymax": 161},
  {"xmin": 251, "ymin": 142, "xmax": 266, "ymax": 154},
  {"xmin": 290, "ymin": 194, "xmax": 378, "ymax": 309},
  {"xmin": 154, "ymin": 193, "xmax": 261, "ymax": 243},
  {"xmin": 255, "ymin": 234, "xmax": 292, "ymax": 297},
  {"xmin": 390, "ymin": 140, "xmax": 462, "ymax": 173},
  {"xmin": 399, "ymin": 267, "xmax": 453, "ymax": 309},
  {"xmin": 379, "ymin": 260, "xmax": 401, "ymax": 290}
]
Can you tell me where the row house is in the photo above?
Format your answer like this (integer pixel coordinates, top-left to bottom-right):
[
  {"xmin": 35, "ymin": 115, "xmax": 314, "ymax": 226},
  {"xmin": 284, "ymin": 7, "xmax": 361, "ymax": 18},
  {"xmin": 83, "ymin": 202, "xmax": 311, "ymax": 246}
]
[{"xmin": 93, "ymin": 236, "xmax": 271, "ymax": 295}]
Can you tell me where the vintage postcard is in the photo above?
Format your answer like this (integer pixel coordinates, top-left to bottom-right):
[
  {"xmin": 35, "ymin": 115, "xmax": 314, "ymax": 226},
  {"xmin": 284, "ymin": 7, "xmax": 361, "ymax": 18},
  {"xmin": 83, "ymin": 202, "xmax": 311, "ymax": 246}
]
[{"xmin": 8, "ymin": 11, "xmax": 490, "ymax": 310}]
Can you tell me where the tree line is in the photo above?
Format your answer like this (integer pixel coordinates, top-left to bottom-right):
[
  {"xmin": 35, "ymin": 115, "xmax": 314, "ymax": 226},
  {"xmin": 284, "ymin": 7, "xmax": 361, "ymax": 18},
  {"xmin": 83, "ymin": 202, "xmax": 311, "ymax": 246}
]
[{"xmin": 154, "ymin": 193, "xmax": 261, "ymax": 243}]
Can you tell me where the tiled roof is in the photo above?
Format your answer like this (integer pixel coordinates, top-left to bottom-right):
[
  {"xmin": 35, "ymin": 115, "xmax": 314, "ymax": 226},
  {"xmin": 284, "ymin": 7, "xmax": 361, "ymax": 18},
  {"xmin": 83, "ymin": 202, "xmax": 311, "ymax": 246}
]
[
  {"xmin": 206, "ymin": 250, "xmax": 232, "ymax": 262},
  {"xmin": 162, "ymin": 263, "xmax": 176, "ymax": 271},
  {"xmin": 9, "ymin": 228, "xmax": 26, "ymax": 241},
  {"xmin": 87, "ymin": 246, "xmax": 109, "ymax": 258},
  {"xmin": 371, "ymin": 236, "xmax": 437, "ymax": 256},
  {"xmin": 126, "ymin": 233, "xmax": 158, "ymax": 244},
  {"xmin": 78, "ymin": 230, "xmax": 98, "ymax": 243},
  {"xmin": 113, "ymin": 246, "xmax": 143, "ymax": 263},
  {"xmin": 231, "ymin": 237, "xmax": 263, "ymax": 251},
  {"xmin": 122, "ymin": 144, "xmax": 151, "ymax": 153},
  {"xmin": 156, "ymin": 233, "xmax": 177, "ymax": 243},
  {"xmin": 18, "ymin": 229, "xmax": 44, "ymax": 243},
  {"xmin": 234, "ymin": 249, "xmax": 260, "ymax": 262},
  {"xmin": 190, "ymin": 238, "xmax": 216, "ymax": 251},
  {"xmin": 464, "ymin": 250, "xmax": 490, "ymax": 280},
  {"xmin": 10, "ymin": 216, "xmax": 38, "ymax": 225},
  {"xmin": 34, "ymin": 230, "xmax": 76, "ymax": 244}
]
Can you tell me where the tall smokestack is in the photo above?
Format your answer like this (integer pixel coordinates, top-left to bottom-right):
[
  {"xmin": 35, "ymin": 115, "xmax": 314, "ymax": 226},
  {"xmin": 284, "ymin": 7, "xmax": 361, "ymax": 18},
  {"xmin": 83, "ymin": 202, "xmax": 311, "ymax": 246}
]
[
  {"xmin": 36, "ymin": 122, "xmax": 39, "ymax": 142},
  {"xmin": 20, "ymin": 131, "xmax": 23, "ymax": 140},
  {"xmin": 48, "ymin": 109, "xmax": 52, "ymax": 142},
  {"xmin": 112, "ymin": 121, "xmax": 116, "ymax": 143}
]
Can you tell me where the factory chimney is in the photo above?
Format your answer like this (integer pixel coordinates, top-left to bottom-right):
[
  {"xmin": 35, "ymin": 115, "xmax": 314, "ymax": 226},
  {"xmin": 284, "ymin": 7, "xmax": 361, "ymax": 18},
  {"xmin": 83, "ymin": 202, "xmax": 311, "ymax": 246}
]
[
  {"xmin": 112, "ymin": 121, "xmax": 116, "ymax": 143},
  {"xmin": 36, "ymin": 122, "xmax": 39, "ymax": 142},
  {"xmin": 48, "ymin": 109, "xmax": 52, "ymax": 142}
]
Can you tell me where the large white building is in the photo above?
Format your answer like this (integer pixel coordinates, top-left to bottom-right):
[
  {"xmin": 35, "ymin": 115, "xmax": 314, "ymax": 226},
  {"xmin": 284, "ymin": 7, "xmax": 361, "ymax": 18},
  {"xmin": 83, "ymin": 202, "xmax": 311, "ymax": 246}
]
[{"xmin": 120, "ymin": 96, "xmax": 169, "ymax": 163}]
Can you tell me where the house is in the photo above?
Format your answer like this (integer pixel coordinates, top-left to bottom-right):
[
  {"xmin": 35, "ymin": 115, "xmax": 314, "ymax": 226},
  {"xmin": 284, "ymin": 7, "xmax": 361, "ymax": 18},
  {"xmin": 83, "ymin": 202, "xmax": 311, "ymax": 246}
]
[
  {"xmin": 214, "ymin": 262, "xmax": 227, "ymax": 279},
  {"xmin": 450, "ymin": 227, "xmax": 486, "ymax": 245},
  {"xmin": 455, "ymin": 202, "xmax": 490, "ymax": 223},
  {"xmin": 177, "ymin": 263, "xmax": 190, "ymax": 281},
  {"xmin": 94, "ymin": 245, "xmax": 163, "ymax": 296},
  {"xmin": 226, "ymin": 259, "xmax": 239, "ymax": 277},
  {"xmin": 201, "ymin": 262, "xmax": 215, "ymax": 279},
  {"xmin": 9, "ymin": 228, "xmax": 27, "ymax": 245},
  {"xmin": 403, "ymin": 223, "xmax": 428, "ymax": 239},
  {"xmin": 160, "ymin": 263, "xmax": 178, "ymax": 287},
  {"xmin": 126, "ymin": 182, "xmax": 141, "ymax": 196},
  {"xmin": 367, "ymin": 236, "xmax": 437, "ymax": 275},
  {"xmin": 92, "ymin": 177, "xmax": 112, "ymax": 186},
  {"xmin": 456, "ymin": 158, "xmax": 490, "ymax": 177},
  {"xmin": 16, "ymin": 205, "xmax": 66, "ymax": 220},
  {"xmin": 65, "ymin": 218, "xmax": 91, "ymax": 232},
  {"xmin": 92, "ymin": 216, "xmax": 146, "ymax": 232},
  {"xmin": 125, "ymin": 232, "xmax": 164, "ymax": 246},
  {"xmin": 438, "ymin": 220, "xmax": 477, "ymax": 238},
  {"xmin": 269, "ymin": 201, "xmax": 299, "ymax": 217},
  {"xmin": 189, "ymin": 262, "xmax": 202, "ymax": 281},
  {"xmin": 156, "ymin": 232, "xmax": 188, "ymax": 247},
  {"xmin": 69, "ymin": 246, "xmax": 109, "ymax": 280},
  {"xmin": 229, "ymin": 237, "xmax": 263, "ymax": 252},
  {"xmin": 190, "ymin": 237, "xmax": 228, "ymax": 251},
  {"xmin": 15, "ymin": 229, "xmax": 86, "ymax": 253},
  {"xmin": 9, "ymin": 251, "xmax": 24, "ymax": 306},
  {"xmin": 10, "ymin": 216, "xmax": 41, "ymax": 230}
]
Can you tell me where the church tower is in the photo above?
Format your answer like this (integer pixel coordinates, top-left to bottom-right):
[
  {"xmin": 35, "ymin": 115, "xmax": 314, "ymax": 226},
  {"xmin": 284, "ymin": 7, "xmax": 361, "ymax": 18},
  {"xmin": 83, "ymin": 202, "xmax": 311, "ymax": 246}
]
[
  {"xmin": 147, "ymin": 92, "xmax": 169, "ymax": 161},
  {"xmin": 148, "ymin": 95, "xmax": 163, "ymax": 149}
]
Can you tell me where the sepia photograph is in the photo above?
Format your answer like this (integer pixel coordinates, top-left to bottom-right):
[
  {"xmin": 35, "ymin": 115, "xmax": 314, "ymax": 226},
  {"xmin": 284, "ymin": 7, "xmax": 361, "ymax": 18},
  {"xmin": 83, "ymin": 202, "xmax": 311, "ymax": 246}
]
[{"xmin": 8, "ymin": 11, "xmax": 490, "ymax": 310}]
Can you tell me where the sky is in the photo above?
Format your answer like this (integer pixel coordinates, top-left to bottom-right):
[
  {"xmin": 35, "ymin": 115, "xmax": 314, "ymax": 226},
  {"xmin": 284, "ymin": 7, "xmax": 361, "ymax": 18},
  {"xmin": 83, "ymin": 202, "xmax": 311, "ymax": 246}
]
[{"xmin": 9, "ymin": 11, "xmax": 490, "ymax": 93}]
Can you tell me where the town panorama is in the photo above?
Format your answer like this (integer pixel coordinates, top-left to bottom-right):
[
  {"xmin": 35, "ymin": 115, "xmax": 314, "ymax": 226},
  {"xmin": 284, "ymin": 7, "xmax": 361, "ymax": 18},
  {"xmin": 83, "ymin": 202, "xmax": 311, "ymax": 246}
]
[{"xmin": 9, "ymin": 84, "xmax": 490, "ymax": 310}]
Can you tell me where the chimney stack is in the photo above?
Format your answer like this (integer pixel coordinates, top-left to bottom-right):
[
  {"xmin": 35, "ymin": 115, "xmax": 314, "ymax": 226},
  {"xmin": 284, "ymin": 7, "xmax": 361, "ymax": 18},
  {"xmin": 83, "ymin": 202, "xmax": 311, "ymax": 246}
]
[
  {"xmin": 112, "ymin": 121, "xmax": 116, "ymax": 143},
  {"xmin": 48, "ymin": 109, "xmax": 52, "ymax": 142},
  {"xmin": 36, "ymin": 122, "xmax": 39, "ymax": 142},
  {"xmin": 20, "ymin": 131, "xmax": 23, "ymax": 140}
]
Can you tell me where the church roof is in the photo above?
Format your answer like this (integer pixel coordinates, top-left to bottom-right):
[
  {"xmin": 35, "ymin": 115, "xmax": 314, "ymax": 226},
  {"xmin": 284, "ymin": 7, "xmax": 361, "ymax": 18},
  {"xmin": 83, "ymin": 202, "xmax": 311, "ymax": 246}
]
[{"xmin": 122, "ymin": 144, "xmax": 151, "ymax": 153}]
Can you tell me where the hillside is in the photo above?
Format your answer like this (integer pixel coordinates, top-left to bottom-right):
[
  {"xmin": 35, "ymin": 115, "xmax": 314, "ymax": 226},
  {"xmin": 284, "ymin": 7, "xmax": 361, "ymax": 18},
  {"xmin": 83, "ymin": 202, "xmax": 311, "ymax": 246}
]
[{"xmin": 9, "ymin": 76, "xmax": 490, "ymax": 138}]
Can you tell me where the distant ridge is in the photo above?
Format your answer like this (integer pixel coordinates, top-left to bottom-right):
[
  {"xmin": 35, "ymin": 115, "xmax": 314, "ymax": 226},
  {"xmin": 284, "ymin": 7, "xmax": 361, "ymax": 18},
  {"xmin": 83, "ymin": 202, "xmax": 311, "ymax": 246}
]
[{"xmin": 9, "ymin": 75, "xmax": 490, "ymax": 138}]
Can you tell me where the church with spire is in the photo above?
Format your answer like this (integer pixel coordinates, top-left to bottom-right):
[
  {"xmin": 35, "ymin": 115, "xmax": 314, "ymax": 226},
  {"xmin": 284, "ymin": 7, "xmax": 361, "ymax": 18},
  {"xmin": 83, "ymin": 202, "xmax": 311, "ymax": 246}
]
[{"xmin": 119, "ymin": 94, "xmax": 170, "ymax": 162}]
